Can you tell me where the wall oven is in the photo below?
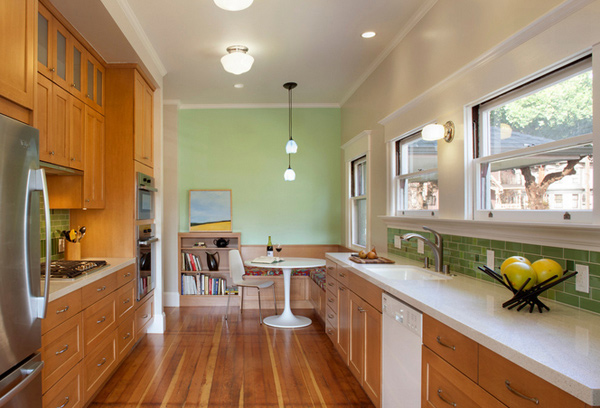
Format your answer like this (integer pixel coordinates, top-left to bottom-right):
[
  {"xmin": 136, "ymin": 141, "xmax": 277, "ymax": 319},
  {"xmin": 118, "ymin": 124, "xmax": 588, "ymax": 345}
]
[
  {"xmin": 136, "ymin": 172, "xmax": 156, "ymax": 221},
  {"xmin": 137, "ymin": 224, "xmax": 157, "ymax": 301}
]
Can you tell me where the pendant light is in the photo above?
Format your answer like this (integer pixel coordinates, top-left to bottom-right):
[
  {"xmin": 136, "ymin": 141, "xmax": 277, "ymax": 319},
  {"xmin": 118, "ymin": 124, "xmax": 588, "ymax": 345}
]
[
  {"xmin": 284, "ymin": 154, "xmax": 296, "ymax": 181},
  {"xmin": 213, "ymin": 0, "xmax": 253, "ymax": 11},
  {"xmin": 284, "ymin": 82, "xmax": 298, "ymax": 154},
  {"xmin": 221, "ymin": 46, "xmax": 254, "ymax": 75}
]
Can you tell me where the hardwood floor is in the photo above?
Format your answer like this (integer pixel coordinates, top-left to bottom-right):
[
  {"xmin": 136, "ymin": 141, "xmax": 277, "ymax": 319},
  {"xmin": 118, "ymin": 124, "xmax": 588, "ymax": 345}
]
[{"xmin": 90, "ymin": 307, "xmax": 375, "ymax": 407}]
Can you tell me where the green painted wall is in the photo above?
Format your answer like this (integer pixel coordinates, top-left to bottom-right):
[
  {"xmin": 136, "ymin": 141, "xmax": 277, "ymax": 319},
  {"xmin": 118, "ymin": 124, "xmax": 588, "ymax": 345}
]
[{"xmin": 178, "ymin": 108, "xmax": 341, "ymax": 245}]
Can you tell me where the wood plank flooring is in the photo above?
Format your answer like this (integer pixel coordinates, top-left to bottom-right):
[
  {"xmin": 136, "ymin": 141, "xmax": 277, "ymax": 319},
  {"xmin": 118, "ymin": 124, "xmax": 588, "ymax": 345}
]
[{"xmin": 90, "ymin": 307, "xmax": 375, "ymax": 407}]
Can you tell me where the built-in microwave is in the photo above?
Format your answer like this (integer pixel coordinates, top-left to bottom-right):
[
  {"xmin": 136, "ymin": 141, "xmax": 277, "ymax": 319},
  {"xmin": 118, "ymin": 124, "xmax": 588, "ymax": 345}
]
[{"xmin": 136, "ymin": 172, "xmax": 157, "ymax": 221}]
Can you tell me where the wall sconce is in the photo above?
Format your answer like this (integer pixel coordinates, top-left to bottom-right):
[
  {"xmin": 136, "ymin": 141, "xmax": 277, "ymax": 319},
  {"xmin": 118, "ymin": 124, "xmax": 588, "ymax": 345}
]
[
  {"xmin": 214, "ymin": 0, "xmax": 253, "ymax": 11},
  {"xmin": 221, "ymin": 45, "xmax": 254, "ymax": 75},
  {"xmin": 421, "ymin": 121, "xmax": 455, "ymax": 143}
]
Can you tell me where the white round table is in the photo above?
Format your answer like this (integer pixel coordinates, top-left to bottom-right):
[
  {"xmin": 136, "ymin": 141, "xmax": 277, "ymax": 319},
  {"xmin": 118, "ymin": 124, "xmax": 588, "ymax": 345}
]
[{"xmin": 245, "ymin": 257, "xmax": 325, "ymax": 328}]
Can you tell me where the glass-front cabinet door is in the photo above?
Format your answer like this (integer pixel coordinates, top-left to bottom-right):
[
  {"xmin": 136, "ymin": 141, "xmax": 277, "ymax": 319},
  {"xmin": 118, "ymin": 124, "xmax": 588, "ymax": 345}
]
[
  {"xmin": 37, "ymin": 5, "xmax": 53, "ymax": 79},
  {"xmin": 69, "ymin": 37, "xmax": 86, "ymax": 100},
  {"xmin": 37, "ymin": 4, "xmax": 71, "ymax": 91},
  {"xmin": 84, "ymin": 54, "xmax": 105, "ymax": 114}
]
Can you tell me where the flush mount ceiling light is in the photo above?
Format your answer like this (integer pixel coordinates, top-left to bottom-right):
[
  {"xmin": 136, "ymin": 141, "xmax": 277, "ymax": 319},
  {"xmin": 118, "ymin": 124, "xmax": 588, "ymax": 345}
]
[
  {"xmin": 234, "ymin": 83, "xmax": 244, "ymax": 88},
  {"xmin": 213, "ymin": 0, "xmax": 253, "ymax": 11},
  {"xmin": 361, "ymin": 31, "xmax": 376, "ymax": 38},
  {"xmin": 284, "ymin": 82, "xmax": 298, "ymax": 154},
  {"xmin": 221, "ymin": 45, "xmax": 254, "ymax": 75},
  {"xmin": 421, "ymin": 121, "xmax": 455, "ymax": 143}
]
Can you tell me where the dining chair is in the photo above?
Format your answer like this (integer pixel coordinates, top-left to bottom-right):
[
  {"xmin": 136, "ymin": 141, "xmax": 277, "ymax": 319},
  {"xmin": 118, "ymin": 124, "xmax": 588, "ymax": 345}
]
[{"xmin": 226, "ymin": 250, "xmax": 278, "ymax": 324}]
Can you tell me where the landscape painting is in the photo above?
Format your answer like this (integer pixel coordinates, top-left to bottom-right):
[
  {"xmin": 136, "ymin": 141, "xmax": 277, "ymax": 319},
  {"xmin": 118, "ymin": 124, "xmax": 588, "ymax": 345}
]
[{"xmin": 189, "ymin": 190, "xmax": 232, "ymax": 231}]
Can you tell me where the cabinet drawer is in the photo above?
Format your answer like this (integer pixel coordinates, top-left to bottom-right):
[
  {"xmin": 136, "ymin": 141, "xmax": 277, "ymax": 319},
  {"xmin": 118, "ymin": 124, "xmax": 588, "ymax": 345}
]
[
  {"xmin": 41, "ymin": 314, "xmax": 83, "ymax": 393},
  {"xmin": 83, "ymin": 330, "xmax": 117, "ymax": 401},
  {"xmin": 81, "ymin": 273, "xmax": 117, "ymax": 309},
  {"xmin": 479, "ymin": 346, "xmax": 585, "ymax": 408},
  {"xmin": 422, "ymin": 346, "xmax": 506, "ymax": 408},
  {"xmin": 348, "ymin": 272, "xmax": 383, "ymax": 312},
  {"xmin": 83, "ymin": 291, "xmax": 116, "ymax": 353},
  {"xmin": 42, "ymin": 289, "xmax": 82, "ymax": 334},
  {"xmin": 326, "ymin": 291, "xmax": 338, "ymax": 315},
  {"xmin": 116, "ymin": 280, "xmax": 135, "ymax": 322},
  {"xmin": 326, "ymin": 304, "xmax": 337, "ymax": 324},
  {"xmin": 117, "ymin": 314, "xmax": 135, "ymax": 362},
  {"xmin": 337, "ymin": 267, "xmax": 350, "ymax": 287},
  {"xmin": 326, "ymin": 260, "xmax": 337, "ymax": 280},
  {"xmin": 325, "ymin": 317, "xmax": 336, "ymax": 344},
  {"xmin": 135, "ymin": 294, "xmax": 153, "ymax": 341},
  {"xmin": 423, "ymin": 314, "xmax": 478, "ymax": 381},
  {"xmin": 42, "ymin": 362, "xmax": 83, "ymax": 408},
  {"xmin": 116, "ymin": 263, "xmax": 135, "ymax": 288},
  {"xmin": 326, "ymin": 276, "xmax": 338, "ymax": 297}
]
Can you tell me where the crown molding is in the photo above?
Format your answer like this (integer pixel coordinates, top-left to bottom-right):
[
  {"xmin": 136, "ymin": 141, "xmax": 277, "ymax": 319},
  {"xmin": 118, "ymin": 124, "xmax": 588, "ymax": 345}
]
[{"xmin": 179, "ymin": 103, "xmax": 340, "ymax": 110}]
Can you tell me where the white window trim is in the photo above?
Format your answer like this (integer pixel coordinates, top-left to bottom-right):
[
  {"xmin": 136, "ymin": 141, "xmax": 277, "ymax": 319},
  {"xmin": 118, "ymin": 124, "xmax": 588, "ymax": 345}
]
[{"xmin": 350, "ymin": 156, "xmax": 367, "ymax": 249}]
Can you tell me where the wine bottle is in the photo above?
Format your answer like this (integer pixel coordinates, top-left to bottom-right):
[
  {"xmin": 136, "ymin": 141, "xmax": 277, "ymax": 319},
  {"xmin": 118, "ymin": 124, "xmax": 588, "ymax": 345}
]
[{"xmin": 267, "ymin": 236, "xmax": 273, "ymax": 257}]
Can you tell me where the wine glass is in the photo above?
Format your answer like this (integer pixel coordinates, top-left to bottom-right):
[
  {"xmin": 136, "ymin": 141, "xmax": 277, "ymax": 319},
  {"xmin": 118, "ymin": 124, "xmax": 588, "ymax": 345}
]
[{"xmin": 276, "ymin": 244, "xmax": 282, "ymax": 255}]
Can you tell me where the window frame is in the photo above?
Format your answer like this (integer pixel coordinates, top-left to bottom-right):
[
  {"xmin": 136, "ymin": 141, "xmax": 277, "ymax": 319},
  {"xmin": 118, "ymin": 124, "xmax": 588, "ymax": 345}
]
[
  {"xmin": 471, "ymin": 56, "xmax": 594, "ymax": 223},
  {"xmin": 393, "ymin": 130, "xmax": 439, "ymax": 217},
  {"xmin": 350, "ymin": 155, "xmax": 367, "ymax": 249}
]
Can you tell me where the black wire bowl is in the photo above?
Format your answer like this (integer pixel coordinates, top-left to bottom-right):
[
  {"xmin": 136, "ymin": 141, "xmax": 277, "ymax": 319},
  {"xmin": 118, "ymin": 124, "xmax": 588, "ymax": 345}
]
[{"xmin": 477, "ymin": 265, "xmax": 577, "ymax": 313}]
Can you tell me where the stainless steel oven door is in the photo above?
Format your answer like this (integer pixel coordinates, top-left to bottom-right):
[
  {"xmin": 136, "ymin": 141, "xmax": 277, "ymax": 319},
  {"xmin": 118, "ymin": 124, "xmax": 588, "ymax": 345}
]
[
  {"xmin": 137, "ymin": 236, "xmax": 158, "ymax": 301},
  {"xmin": 137, "ymin": 188, "xmax": 154, "ymax": 221}
]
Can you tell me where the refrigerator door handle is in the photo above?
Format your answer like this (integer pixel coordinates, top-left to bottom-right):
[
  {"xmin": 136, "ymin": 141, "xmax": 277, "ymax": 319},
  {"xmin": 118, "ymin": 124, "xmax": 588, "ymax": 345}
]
[
  {"xmin": 0, "ymin": 360, "xmax": 43, "ymax": 407},
  {"xmin": 30, "ymin": 168, "xmax": 51, "ymax": 319}
]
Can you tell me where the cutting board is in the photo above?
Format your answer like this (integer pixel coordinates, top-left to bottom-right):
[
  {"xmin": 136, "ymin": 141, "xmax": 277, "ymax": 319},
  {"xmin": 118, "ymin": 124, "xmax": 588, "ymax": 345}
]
[{"xmin": 349, "ymin": 256, "xmax": 395, "ymax": 264}]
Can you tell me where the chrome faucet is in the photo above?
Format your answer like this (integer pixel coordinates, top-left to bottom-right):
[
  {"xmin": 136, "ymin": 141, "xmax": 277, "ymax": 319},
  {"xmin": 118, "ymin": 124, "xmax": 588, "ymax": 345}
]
[{"xmin": 401, "ymin": 226, "xmax": 445, "ymax": 273}]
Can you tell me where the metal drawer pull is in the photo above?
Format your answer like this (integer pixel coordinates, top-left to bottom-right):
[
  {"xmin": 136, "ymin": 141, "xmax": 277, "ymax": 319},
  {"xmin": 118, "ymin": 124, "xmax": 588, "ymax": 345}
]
[
  {"xmin": 436, "ymin": 336, "xmax": 456, "ymax": 350},
  {"xmin": 57, "ymin": 396, "xmax": 70, "ymax": 408},
  {"xmin": 328, "ymin": 298, "xmax": 334, "ymax": 303},
  {"xmin": 328, "ymin": 282, "xmax": 334, "ymax": 286},
  {"xmin": 55, "ymin": 345, "xmax": 69, "ymax": 355},
  {"xmin": 328, "ymin": 313, "xmax": 334, "ymax": 319},
  {"xmin": 143, "ymin": 314, "xmax": 149, "ymax": 318},
  {"xmin": 327, "ymin": 266, "xmax": 334, "ymax": 270},
  {"xmin": 97, "ymin": 358, "xmax": 107, "ymax": 367},
  {"xmin": 505, "ymin": 380, "xmax": 539, "ymax": 404},
  {"xmin": 56, "ymin": 306, "xmax": 69, "ymax": 314},
  {"xmin": 339, "ymin": 272, "xmax": 346, "ymax": 277},
  {"xmin": 97, "ymin": 285, "xmax": 106, "ymax": 292},
  {"xmin": 357, "ymin": 307, "xmax": 366, "ymax": 313},
  {"xmin": 327, "ymin": 329, "xmax": 333, "ymax": 334},
  {"xmin": 339, "ymin": 287, "xmax": 345, "ymax": 292},
  {"xmin": 437, "ymin": 389, "xmax": 457, "ymax": 407},
  {"xmin": 124, "ymin": 272, "xmax": 131, "ymax": 277},
  {"xmin": 123, "ymin": 298, "xmax": 131, "ymax": 304},
  {"xmin": 123, "ymin": 332, "xmax": 131, "ymax": 340},
  {"xmin": 97, "ymin": 316, "xmax": 106, "ymax": 324}
]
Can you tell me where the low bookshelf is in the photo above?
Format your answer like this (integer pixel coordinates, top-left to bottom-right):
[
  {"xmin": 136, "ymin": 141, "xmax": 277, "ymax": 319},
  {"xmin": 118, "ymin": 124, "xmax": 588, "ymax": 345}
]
[{"xmin": 178, "ymin": 232, "xmax": 241, "ymax": 306}]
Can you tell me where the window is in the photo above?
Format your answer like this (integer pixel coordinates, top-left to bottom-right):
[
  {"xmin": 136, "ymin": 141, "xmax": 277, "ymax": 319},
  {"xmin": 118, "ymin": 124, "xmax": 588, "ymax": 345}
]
[
  {"xmin": 472, "ymin": 57, "xmax": 593, "ymax": 222},
  {"xmin": 351, "ymin": 156, "xmax": 367, "ymax": 248},
  {"xmin": 394, "ymin": 131, "xmax": 439, "ymax": 215}
]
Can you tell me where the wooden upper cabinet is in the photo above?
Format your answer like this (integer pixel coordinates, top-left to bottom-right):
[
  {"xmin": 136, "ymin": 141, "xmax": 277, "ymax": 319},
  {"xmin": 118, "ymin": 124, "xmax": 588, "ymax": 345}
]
[
  {"xmin": 83, "ymin": 106, "xmax": 105, "ymax": 209},
  {"xmin": 69, "ymin": 97, "xmax": 85, "ymax": 170},
  {"xmin": 38, "ymin": 4, "xmax": 71, "ymax": 91},
  {"xmin": 69, "ymin": 37, "xmax": 86, "ymax": 101},
  {"xmin": 84, "ymin": 53, "xmax": 105, "ymax": 115},
  {"xmin": 134, "ymin": 71, "xmax": 153, "ymax": 168},
  {"xmin": 0, "ymin": 0, "xmax": 35, "ymax": 110}
]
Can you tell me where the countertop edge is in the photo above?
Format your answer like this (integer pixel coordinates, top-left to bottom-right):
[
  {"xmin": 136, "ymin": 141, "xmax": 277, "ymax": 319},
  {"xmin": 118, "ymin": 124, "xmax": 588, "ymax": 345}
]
[{"xmin": 326, "ymin": 252, "xmax": 600, "ymax": 406}]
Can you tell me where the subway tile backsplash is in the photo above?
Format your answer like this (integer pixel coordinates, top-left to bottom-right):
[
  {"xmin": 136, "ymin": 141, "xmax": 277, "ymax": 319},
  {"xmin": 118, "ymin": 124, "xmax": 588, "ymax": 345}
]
[
  {"xmin": 40, "ymin": 197, "xmax": 69, "ymax": 262},
  {"xmin": 387, "ymin": 228, "xmax": 600, "ymax": 315}
]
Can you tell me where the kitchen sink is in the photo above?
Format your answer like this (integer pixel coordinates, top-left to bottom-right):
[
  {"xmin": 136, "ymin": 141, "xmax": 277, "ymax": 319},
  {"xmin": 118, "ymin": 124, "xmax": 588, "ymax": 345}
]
[{"xmin": 362, "ymin": 264, "xmax": 451, "ymax": 281}]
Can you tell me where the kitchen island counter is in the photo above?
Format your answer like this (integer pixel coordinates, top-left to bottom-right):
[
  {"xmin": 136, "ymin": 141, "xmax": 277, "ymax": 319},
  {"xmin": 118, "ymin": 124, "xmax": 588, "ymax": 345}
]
[
  {"xmin": 43, "ymin": 258, "xmax": 136, "ymax": 302},
  {"xmin": 327, "ymin": 252, "xmax": 600, "ymax": 406}
]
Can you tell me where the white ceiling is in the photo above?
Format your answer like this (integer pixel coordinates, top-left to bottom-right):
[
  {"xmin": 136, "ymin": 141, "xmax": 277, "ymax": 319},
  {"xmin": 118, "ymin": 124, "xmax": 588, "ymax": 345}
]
[{"xmin": 50, "ymin": 0, "xmax": 431, "ymax": 106}]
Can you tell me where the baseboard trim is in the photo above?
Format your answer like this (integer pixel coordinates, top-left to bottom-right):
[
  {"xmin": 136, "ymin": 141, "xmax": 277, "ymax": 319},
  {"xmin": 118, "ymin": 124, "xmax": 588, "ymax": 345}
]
[{"xmin": 147, "ymin": 311, "xmax": 166, "ymax": 333}]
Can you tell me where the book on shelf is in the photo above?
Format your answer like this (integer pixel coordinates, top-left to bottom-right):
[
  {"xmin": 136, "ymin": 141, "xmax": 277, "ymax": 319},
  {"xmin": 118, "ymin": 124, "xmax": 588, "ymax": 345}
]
[
  {"xmin": 181, "ymin": 273, "xmax": 232, "ymax": 296},
  {"xmin": 182, "ymin": 252, "xmax": 203, "ymax": 271},
  {"xmin": 251, "ymin": 256, "xmax": 284, "ymax": 264}
]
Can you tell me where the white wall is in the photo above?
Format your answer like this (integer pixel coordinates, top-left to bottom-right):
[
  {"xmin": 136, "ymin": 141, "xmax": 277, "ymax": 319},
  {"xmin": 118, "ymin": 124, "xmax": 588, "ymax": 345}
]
[{"xmin": 341, "ymin": 0, "xmax": 600, "ymax": 247}]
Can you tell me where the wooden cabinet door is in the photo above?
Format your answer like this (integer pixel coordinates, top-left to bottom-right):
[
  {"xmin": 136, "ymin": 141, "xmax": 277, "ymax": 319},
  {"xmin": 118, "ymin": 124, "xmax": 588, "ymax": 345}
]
[
  {"xmin": 69, "ymin": 36, "xmax": 86, "ymax": 100},
  {"xmin": 50, "ymin": 85, "xmax": 71, "ymax": 167},
  {"xmin": 69, "ymin": 97, "xmax": 85, "ymax": 170},
  {"xmin": 336, "ymin": 284, "xmax": 350, "ymax": 364},
  {"xmin": 348, "ymin": 291, "xmax": 364, "ymax": 383},
  {"xmin": 83, "ymin": 106, "xmax": 105, "ymax": 208},
  {"xmin": 134, "ymin": 71, "xmax": 153, "ymax": 167},
  {"xmin": 362, "ymin": 300, "xmax": 381, "ymax": 407},
  {"xmin": 0, "ymin": 0, "xmax": 35, "ymax": 109},
  {"xmin": 84, "ymin": 53, "xmax": 105, "ymax": 114},
  {"xmin": 37, "ymin": 5, "xmax": 70, "ymax": 90},
  {"xmin": 35, "ymin": 75, "xmax": 53, "ymax": 163}
]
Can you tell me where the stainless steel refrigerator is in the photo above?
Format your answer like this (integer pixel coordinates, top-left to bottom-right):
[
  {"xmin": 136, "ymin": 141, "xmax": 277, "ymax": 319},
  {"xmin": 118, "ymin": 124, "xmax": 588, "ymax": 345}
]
[{"xmin": 0, "ymin": 113, "xmax": 51, "ymax": 407}]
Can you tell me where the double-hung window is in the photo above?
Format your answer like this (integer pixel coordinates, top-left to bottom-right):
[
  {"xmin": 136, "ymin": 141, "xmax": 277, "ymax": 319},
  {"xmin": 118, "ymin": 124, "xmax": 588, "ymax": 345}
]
[
  {"xmin": 472, "ymin": 57, "xmax": 593, "ymax": 222},
  {"xmin": 350, "ymin": 156, "xmax": 367, "ymax": 248},
  {"xmin": 394, "ymin": 132, "xmax": 439, "ymax": 215}
]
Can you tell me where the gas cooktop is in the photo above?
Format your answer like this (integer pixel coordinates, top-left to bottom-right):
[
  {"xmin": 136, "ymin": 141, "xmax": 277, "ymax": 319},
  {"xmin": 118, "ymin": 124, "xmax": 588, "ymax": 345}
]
[{"xmin": 41, "ymin": 260, "xmax": 108, "ymax": 279}]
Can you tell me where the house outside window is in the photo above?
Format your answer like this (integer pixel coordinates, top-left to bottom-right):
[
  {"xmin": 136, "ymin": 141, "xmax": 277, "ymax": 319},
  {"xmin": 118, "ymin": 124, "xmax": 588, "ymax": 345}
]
[
  {"xmin": 394, "ymin": 131, "xmax": 439, "ymax": 215},
  {"xmin": 472, "ymin": 57, "xmax": 593, "ymax": 223},
  {"xmin": 351, "ymin": 156, "xmax": 367, "ymax": 248}
]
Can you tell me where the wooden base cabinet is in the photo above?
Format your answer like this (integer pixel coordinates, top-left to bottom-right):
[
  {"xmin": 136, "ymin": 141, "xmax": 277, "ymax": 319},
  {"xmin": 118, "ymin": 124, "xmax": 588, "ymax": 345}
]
[{"xmin": 42, "ymin": 363, "xmax": 83, "ymax": 408}]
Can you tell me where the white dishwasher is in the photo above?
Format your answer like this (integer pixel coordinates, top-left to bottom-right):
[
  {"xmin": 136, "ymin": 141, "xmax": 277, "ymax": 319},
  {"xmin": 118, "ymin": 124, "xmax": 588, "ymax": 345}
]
[{"xmin": 382, "ymin": 293, "xmax": 423, "ymax": 408}]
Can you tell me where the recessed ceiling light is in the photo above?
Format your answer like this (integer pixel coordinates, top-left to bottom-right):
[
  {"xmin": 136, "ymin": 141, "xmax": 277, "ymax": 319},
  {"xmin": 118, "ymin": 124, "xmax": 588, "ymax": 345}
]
[
  {"xmin": 234, "ymin": 83, "xmax": 244, "ymax": 88},
  {"xmin": 214, "ymin": 0, "xmax": 253, "ymax": 11},
  {"xmin": 361, "ymin": 31, "xmax": 376, "ymax": 39}
]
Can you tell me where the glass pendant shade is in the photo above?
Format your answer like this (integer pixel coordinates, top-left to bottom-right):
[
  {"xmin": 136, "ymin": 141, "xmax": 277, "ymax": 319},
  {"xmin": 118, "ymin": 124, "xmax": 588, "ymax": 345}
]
[
  {"xmin": 213, "ymin": 0, "xmax": 253, "ymax": 11},
  {"xmin": 285, "ymin": 139, "xmax": 298, "ymax": 154},
  {"xmin": 221, "ymin": 46, "xmax": 254, "ymax": 75},
  {"xmin": 421, "ymin": 124, "xmax": 445, "ymax": 141},
  {"xmin": 284, "ymin": 167, "xmax": 296, "ymax": 181}
]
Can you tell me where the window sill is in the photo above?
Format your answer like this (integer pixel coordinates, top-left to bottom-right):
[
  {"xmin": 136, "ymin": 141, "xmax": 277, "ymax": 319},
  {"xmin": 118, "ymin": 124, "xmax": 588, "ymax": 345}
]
[{"xmin": 379, "ymin": 216, "xmax": 600, "ymax": 251}]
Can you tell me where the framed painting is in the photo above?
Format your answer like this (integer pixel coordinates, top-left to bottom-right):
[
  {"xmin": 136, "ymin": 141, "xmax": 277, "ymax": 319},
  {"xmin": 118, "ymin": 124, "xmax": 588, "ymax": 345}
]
[{"xmin": 189, "ymin": 190, "xmax": 232, "ymax": 232}]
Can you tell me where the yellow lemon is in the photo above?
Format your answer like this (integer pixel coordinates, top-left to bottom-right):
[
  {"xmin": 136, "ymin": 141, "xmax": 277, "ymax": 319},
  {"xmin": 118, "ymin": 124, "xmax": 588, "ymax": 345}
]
[
  {"xmin": 531, "ymin": 259, "xmax": 563, "ymax": 284},
  {"xmin": 502, "ymin": 262, "xmax": 537, "ymax": 291},
  {"xmin": 500, "ymin": 256, "xmax": 531, "ymax": 274}
]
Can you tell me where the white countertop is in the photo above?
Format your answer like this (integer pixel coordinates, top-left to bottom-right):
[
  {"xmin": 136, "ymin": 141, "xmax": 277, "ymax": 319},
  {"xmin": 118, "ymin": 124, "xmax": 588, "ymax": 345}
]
[
  {"xmin": 326, "ymin": 252, "xmax": 600, "ymax": 405},
  {"xmin": 42, "ymin": 258, "xmax": 135, "ymax": 302}
]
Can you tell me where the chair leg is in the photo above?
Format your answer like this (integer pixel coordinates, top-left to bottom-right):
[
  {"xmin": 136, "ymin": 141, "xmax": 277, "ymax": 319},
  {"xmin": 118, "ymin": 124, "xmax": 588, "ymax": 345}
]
[
  {"xmin": 225, "ymin": 289, "xmax": 231, "ymax": 320},
  {"xmin": 258, "ymin": 288, "xmax": 263, "ymax": 324},
  {"xmin": 240, "ymin": 286, "xmax": 244, "ymax": 314},
  {"xmin": 272, "ymin": 284, "xmax": 278, "ymax": 315}
]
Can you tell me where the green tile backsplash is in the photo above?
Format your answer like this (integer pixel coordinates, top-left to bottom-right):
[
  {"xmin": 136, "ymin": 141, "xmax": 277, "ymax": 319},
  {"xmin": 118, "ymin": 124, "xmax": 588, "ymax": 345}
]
[
  {"xmin": 40, "ymin": 197, "xmax": 69, "ymax": 262},
  {"xmin": 388, "ymin": 228, "xmax": 600, "ymax": 316}
]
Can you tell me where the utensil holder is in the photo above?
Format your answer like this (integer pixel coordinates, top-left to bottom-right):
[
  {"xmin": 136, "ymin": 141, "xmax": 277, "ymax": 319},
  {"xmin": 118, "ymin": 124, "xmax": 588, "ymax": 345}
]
[{"xmin": 65, "ymin": 242, "xmax": 81, "ymax": 260}]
